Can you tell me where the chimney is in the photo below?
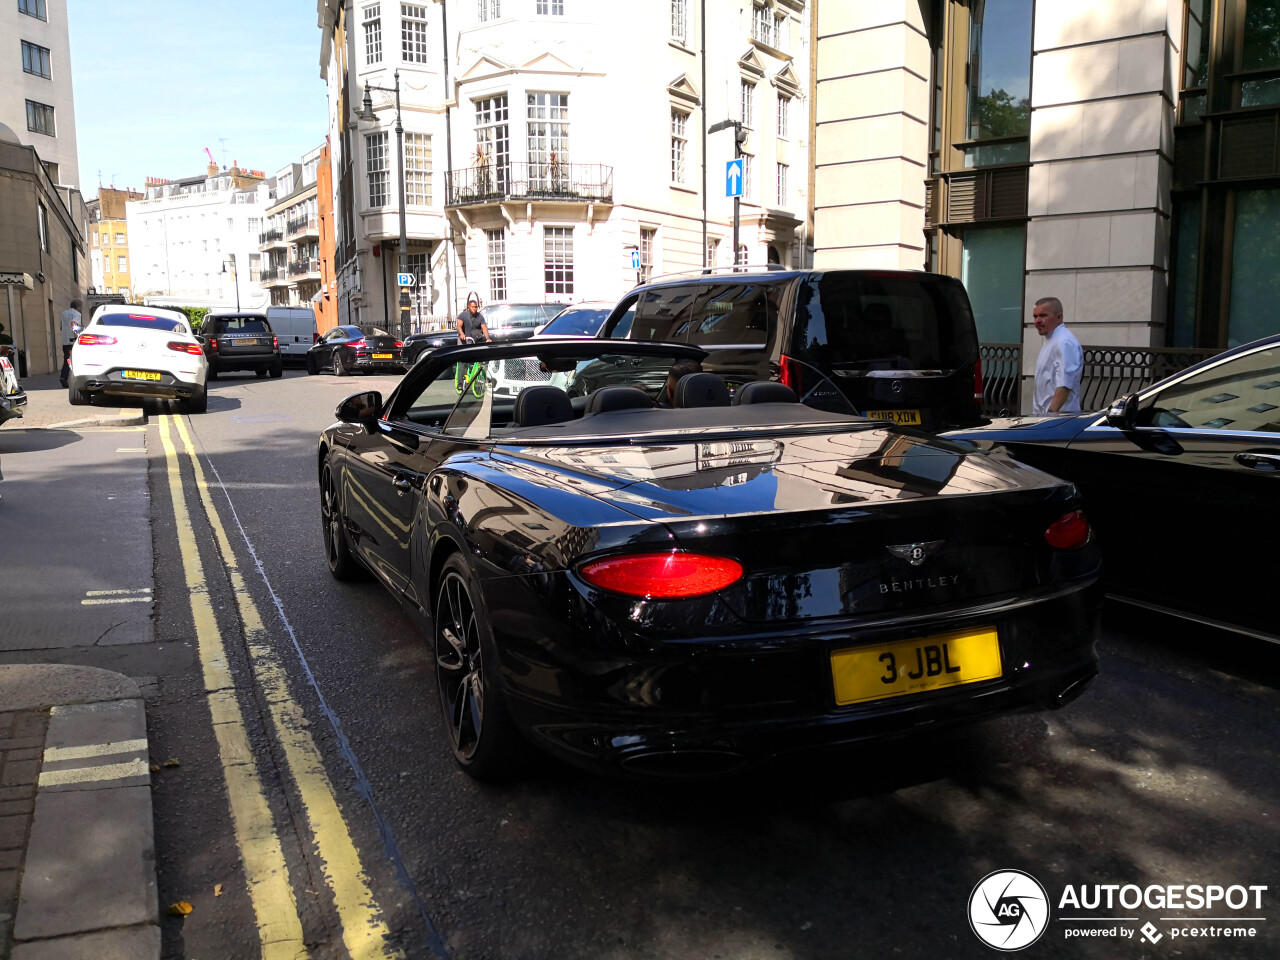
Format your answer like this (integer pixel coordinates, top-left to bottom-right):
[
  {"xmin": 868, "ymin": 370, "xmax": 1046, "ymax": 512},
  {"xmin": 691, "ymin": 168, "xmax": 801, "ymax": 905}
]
[{"xmin": 208, "ymin": 161, "xmax": 218, "ymax": 177}]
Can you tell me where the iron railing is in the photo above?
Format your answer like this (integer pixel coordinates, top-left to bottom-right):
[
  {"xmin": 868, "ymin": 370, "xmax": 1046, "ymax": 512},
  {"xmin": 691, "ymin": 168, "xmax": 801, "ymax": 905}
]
[
  {"xmin": 978, "ymin": 342, "xmax": 1221, "ymax": 418},
  {"xmin": 259, "ymin": 266, "xmax": 287, "ymax": 285},
  {"xmin": 287, "ymin": 216, "xmax": 318, "ymax": 238},
  {"xmin": 446, "ymin": 162, "xmax": 613, "ymax": 206},
  {"xmin": 258, "ymin": 229, "xmax": 284, "ymax": 246},
  {"xmin": 288, "ymin": 258, "xmax": 319, "ymax": 277}
]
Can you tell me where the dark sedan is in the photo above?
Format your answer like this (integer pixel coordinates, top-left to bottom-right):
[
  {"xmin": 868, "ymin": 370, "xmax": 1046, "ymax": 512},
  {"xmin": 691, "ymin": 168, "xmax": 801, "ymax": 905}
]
[
  {"xmin": 948, "ymin": 334, "xmax": 1280, "ymax": 643},
  {"xmin": 318, "ymin": 339, "xmax": 1102, "ymax": 781},
  {"xmin": 307, "ymin": 325, "xmax": 405, "ymax": 376},
  {"xmin": 402, "ymin": 329, "xmax": 459, "ymax": 366}
]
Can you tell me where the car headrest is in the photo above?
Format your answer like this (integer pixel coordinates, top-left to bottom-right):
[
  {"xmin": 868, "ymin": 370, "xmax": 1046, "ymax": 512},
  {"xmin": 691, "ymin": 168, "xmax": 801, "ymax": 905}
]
[
  {"xmin": 584, "ymin": 385, "xmax": 655, "ymax": 415},
  {"xmin": 733, "ymin": 381, "xmax": 798, "ymax": 405},
  {"xmin": 675, "ymin": 372, "xmax": 731, "ymax": 408},
  {"xmin": 513, "ymin": 385, "xmax": 574, "ymax": 427}
]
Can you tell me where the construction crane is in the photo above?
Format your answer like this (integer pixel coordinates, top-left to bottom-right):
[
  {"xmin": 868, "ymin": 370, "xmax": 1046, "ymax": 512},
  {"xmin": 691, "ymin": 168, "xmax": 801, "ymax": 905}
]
[{"xmin": 204, "ymin": 146, "xmax": 216, "ymax": 167}]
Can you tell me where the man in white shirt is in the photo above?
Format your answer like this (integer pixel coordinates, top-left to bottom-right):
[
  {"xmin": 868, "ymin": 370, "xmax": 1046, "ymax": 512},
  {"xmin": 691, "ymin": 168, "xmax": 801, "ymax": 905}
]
[
  {"xmin": 58, "ymin": 298, "xmax": 82, "ymax": 388},
  {"xmin": 1032, "ymin": 297, "xmax": 1083, "ymax": 415}
]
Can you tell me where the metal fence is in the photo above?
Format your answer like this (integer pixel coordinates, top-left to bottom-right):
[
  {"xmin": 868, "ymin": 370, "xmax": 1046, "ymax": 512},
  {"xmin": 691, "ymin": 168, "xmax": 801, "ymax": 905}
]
[
  {"xmin": 446, "ymin": 162, "xmax": 613, "ymax": 206},
  {"xmin": 979, "ymin": 343, "xmax": 1220, "ymax": 418}
]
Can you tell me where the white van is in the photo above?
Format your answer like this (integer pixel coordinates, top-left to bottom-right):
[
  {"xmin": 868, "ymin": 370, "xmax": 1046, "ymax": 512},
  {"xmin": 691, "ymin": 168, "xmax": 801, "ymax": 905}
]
[{"xmin": 266, "ymin": 307, "xmax": 319, "ymax": 365}]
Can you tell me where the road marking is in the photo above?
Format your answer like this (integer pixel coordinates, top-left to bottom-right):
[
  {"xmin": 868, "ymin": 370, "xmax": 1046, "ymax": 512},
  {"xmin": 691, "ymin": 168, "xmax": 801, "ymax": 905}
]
[
  {"xmin": 81, "ymin": 587, "xmax": 152, "ymax": 606},
  {"xmin": 168, "ymin": 413, "xmax": 401, "ymax": 960},
  {"xmin": 157, "ymin": 415, "xmax": 311, "ymax": 960},
  {"xmin": 116, "ymin": 446, "xmax": 147, "ymax": 453},
  {"xmin": 85, "ymin": 588, "xmax": 152, "ymax": 597},
  {"xmin": 38, "ymin": 758, "xmax": 149, "ymax": 787},
  {"xmin": 44, "ymin": 738, "xmax": 147, "ymax": 762}
]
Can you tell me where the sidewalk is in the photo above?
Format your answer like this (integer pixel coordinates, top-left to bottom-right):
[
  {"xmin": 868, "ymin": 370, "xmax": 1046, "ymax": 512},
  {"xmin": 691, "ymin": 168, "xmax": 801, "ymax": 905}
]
[
  {"xmin": 7, "ymin": 375, "xmax": 146, "ymax": 430},
  {"xmin": 0, "ymin": 665, "xmax": 159, "ymax": 959}
]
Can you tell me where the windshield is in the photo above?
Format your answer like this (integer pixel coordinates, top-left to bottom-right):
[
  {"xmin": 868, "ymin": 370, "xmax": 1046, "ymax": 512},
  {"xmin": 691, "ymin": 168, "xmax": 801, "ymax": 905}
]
[
  {"xmin": 484, "ymin": 304, "xmax": 549, "ymax": 329},
  {"xmin": 214, "ymin": 317, "xmax": 270, "ymax": 334},
  {"xmin": 97, "ymin": 314, "xmax": 186, "ymax": 333},
  {"xmin": 540, "ymin": 307, "xmax": 611, "ymax": 337}
]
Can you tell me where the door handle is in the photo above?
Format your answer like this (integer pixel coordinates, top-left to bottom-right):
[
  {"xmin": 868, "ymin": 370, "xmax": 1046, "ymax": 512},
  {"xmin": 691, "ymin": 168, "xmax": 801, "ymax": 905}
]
[{"xmin": 1235, "ymin": 451, "xmax": 1280, "ymax": 470}]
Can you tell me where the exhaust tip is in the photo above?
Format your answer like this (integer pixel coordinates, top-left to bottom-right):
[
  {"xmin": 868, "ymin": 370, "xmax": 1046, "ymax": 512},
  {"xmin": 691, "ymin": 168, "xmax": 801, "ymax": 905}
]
[{"xmin": 1050, "ymin": 670, "xmax": 1098, "ymax": 709}]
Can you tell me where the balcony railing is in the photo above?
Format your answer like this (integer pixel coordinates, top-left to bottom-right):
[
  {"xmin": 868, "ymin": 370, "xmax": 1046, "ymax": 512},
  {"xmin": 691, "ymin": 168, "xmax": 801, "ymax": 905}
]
[
  {"xmin": 289, "ymin": 258, "xmax": 320, "ymax": 278},
  {"xmin": 259, "ymin": 266, "xmax": 288, "ymax": 285},
  {"xmin": 446, "ymin": 162, "xmax": 613, "ymax": 206},
  {"xmin": 978, "ymin": 343, "xmax": 1221, "ymax": 418},
  {"xmin": 259, "ymin": 229, "xmax": 284, "ymax": 246},
  {"xmin": 287, "ymin": 216, "xmax": 318, "ymax": 238}
]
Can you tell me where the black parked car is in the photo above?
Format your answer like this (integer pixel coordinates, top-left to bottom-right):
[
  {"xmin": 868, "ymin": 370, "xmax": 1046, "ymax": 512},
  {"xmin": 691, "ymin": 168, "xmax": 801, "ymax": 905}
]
[
  {"xmin": 402, "ymin": 329, "xmax": 459, "ymax": 365},
  {"xmin": 200, "ymin": 311, "xmax": 283, "ymax": 380},
  {"xmin": 599, "ymin": 268, "xmax": 984, "ymax": 431},
  {"xmin": 318, "ymin": 338, "xmax": 1101, "ymax": 781},
  {"xmin": 481, "ymin": 302, "xmax": 563, "ymax": 342},
  {"xmin": 947, "ymin": 334, "xmax": 1280, "ymax": 642},
  {"xmin": 307, "ymin": 326, "xmax": 405, "ymax": 376}
]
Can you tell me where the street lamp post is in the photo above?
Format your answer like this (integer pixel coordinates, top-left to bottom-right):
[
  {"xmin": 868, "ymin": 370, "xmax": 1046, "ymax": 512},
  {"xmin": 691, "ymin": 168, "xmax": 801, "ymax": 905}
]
[
  {"xmin": 221, "ymin": 254, "xmax": 240, "ymax": 310},
  {"xmin": 356, "ymin": 72, "xmax": 410, "ymax": 335}
]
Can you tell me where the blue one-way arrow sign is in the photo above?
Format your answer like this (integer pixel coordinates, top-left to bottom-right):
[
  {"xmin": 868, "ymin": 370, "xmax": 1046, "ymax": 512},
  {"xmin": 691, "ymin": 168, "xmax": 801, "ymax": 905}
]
[{"xmin": 725, "ymin": 158, "xmax": 743, "ymax": 198}]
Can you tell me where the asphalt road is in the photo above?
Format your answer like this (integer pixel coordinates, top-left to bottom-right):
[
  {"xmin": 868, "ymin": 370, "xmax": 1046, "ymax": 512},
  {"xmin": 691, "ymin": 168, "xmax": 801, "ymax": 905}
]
[{"xmin": 9, "ymin": 366, "xmax": 1279, "ymax": 960}]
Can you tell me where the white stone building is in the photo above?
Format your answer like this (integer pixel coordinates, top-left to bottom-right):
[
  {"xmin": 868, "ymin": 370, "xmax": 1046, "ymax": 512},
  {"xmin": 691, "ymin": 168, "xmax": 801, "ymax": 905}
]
[
  {"xmin": 126, "ymin": 164, "xmax": 273, "ymax": 310},
  {"xmin": 259, "ymin": 147, "xmax": 324, "ymax": 308},
  {"xmin": 1, "ymin": 0, "xmax": 80, "ymax": 188},
  {"xmin": 317, "ymin": 0, "xmax": 810, "ymax": 332}
]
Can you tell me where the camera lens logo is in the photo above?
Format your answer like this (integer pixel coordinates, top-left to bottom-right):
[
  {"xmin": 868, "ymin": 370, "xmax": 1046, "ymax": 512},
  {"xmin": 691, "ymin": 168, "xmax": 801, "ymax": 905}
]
[{"xmin": 969, "ymin": 869, "xmax": 1050, "ymax": 951}]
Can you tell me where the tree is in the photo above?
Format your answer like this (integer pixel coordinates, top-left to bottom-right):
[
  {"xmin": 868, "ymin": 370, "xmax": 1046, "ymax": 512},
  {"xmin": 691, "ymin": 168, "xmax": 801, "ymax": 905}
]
[{"xmin": 970, "ymin": 87, "xmax": 1030, "ymax": 141}]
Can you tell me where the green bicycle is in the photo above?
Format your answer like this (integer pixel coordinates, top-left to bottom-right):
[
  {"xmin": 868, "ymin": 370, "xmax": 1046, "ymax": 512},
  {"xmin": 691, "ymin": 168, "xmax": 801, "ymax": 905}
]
[{"xmin": 454, "ymin": 359, "xmax": 487, "ymax": 398}]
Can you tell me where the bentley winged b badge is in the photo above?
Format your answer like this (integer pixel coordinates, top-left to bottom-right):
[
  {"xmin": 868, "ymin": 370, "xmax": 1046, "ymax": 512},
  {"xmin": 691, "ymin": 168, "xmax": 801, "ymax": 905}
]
[{"xmin": 886, "ymin": 540, "xmax": 945, "ymax": 567}]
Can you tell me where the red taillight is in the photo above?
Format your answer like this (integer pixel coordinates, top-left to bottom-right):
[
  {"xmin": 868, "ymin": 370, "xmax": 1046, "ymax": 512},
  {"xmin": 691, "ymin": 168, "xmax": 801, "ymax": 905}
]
[
  {"xmin": 579, "ymin": 552, "xmax": 744, "ymax": 599},
  {"xmin": 210, "ymin": 338, "xmax": 218, "ymax": 350},
  {"xmin": 349, "ymin": 339, "xmax": 366, "ymax": 349},
  {"xmin": 313, "ymin": 332, "xmax": 321, "ymax": 343},
  {"xmin": 973, "ymin": 358, "xmax": 985, "ymax": 404},
  {"xmin": 394, "ymin": 341, "xmax": 403, "ymax": 348},
  {"xmin": 272, "ymin": 336, "xmax": 279, "ymax": 349},
  {"xmin": 1045, "ymin": 510, "xmax": 1090, "ymax": 550},
  {"xmin": 77, "ymin": 333, "xmax": 117, "ymax": 346},
  {"xmin": 167, "ymin": 341, "xmax": 203, "ymax": 355}
]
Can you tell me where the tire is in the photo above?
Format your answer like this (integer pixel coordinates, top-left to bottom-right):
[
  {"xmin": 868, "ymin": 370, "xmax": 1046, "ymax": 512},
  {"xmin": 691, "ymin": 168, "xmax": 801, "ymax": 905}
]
[
  {"xmin": 333, "ymin": 352, "xmax": 347, "ymax": 376},
  {"xmin": 208, "ymin": 365, "xmax": 219, "ymax": 381},
  {"xmin": 67, "ymin": 382, "xmax": 89, "ymax": 406},
  {"xmin": 434, "ymin": 554, "xmax": 526, "ymax": 781},
  {"xmin": 184, "ymin": 388, "xmax": 207, "ymax": 414},
  {"xmin": 255, "ymin": 368, "xmax": 269, "ymax": 379},
  {"xmin": 320, "ymin": 462, "xmax": 364, "ymax": 581},
  {"xmin": 269, "ymin": 362, "xmax": 283, "ymax": 379},
  {"xmin": 306, "ymin": 355, "xmax": 318, "ymax": 375}
]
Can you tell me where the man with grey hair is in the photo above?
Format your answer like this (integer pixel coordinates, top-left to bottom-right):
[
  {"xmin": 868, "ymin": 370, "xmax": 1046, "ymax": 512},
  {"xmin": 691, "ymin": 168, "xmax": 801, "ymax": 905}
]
[
  {"xmin": 59, "ymin": 298, "xmax": 83, "ymax": 388},
  {"xmin": 1031, "ymin": 296, "xmax": 1083, "ymax": 415}
]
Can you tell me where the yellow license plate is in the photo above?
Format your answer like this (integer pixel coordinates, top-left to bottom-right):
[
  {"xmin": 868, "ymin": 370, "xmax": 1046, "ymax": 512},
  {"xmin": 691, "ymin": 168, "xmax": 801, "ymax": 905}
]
[
  {"xmin": 122, "ymin": 370, "xmax": 162, "ymax": 381},
  {"xmin": 865, "ymin": 408, "xmax": 921, "ymax": 425},
  {"xmin": 373, "ymin": 353, "xmax": 393, "ymax": 359},
  {"xmin": 830, "ymin": 626, "xmax": 1002, "ymax": 706}
]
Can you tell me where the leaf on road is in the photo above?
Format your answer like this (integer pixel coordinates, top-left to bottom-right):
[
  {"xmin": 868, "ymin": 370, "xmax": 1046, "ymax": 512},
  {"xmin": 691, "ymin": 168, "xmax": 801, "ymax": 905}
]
[
  {"xmin": 164, "ymin": 758, "xmax": 180, "ymax": 767},
  {"xmin": 167, "ymin": 901, "xmax": 194, "ymax": 916},
  {"xmin": 214, "ymin": 883, "xmax": 223, "ymax": 897}
]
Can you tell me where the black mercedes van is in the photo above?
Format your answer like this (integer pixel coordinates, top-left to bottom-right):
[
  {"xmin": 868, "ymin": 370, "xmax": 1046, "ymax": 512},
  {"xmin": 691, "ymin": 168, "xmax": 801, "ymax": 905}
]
[{"xmin": 597, "ymin": 268, "xmax": 984, "ymax": 431}]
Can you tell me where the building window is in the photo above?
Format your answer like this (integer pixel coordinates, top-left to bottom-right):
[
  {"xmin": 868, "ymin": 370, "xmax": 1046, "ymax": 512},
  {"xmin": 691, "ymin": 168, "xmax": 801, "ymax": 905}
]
[
  {"xmin": 401, "ymin": 4, "xmax": 429, "ymax": 63},
  {"xmin": 1181, "ymin": 0, "xmax": 1213, "ymax": 121},
  {"xmin": 740, "ymin": 80, "xmax": 755, "ymax": 129},
  {"xmin": 706, "ymin": 238, "xmax": 718, "ymax": 268},
  {"xmin": 1241, "ymin": 1, "xmax": 1280, "ymax": 106},
  {"xmin": 670, "ymin": 109, "xmax": 688, "ymax": 183},
  {"xmin": 776, "ymin": 95, "xmax": 789, "ymax": 138},
  {"xmin": 742, "ymin": 153, "xmax": 753, "ymax": 199},
  {"xmin": 753, "ymin": 4, "xmax": 774, "ymax": 46},
  {"xmin": 671, "ymin": 0, "xmax": 686, "ymax": 42},
  {"xmin": 964, "ymin": 0, "xmax": 1032, "ymax": 166},
  {"xmin": 477, "ymin": 0, "xmax": 500, "ymax": 21},
  {"xmin": 776, "ymin": 162, "xmax": 788, "ymax": 206},
  {"xmin": 365, "ymin": 132, "xmax": 389, "ymax": 207},
  {"xmin": 406, "ymin": 251, "xmax": 427, "ymax": 289},
  {"xmin": 639, "ymin": 228, "xmax": 656, "ymax": 283},
  {"xmin": 527, "ymin": 92, "xmax": 570, "ymax": 191},
  {"xmin": 486, "ymin": 229, "xmax": 507, "ymax": 301},
  {"xmin": 474, "ymin": 95, "xmax": 510, "ymax": 191},
  {"xmin": 536, "ymin": 0, "xmax": 564, "ymax": 13},
  {"xmin": 115, "ymin": 232, "xmax": 125, "ymax": 244},
  {"xmin": 18, "ymin": 0, "xmax": 46, "ymax": 20},
  {"xmin": 960, "ymin": 226, "xmax": 1026, "ymax": 342},
  {"xmin": 21, "ymin": 41, "xmax": 51, "ymax": 79},
  {"xmin": 363, "ymin": 4, "xmax": 382, "ymax": 65},
  {"xmin": 38, "ymin": 202, "xmax": 48, "ymax": 252},
  {"xmin": 118, "ymin": 255, "xmax": 128, "ymax": 272},
  {"xmin": 736, "ymin": 243, "xmax": 748, "ymax": 266},
  {"xmin": 544, "ymin": 227, "xmax": 573, "ymax": 296},
  {"xmin": 25, "ymin": 99, "xmax": 55, "ymax": 137},
  {"xmin": 90, "ymin": 232, "xmax": 97, "ymax": 247},
  {"xmin": 1170, "ymin": 198, "xmax": 1201, "ymax": 347},
  {"xmin": 403, "ymin": 132, "xmax": 432, "ymax": 205},
  {"xmin": 1228, "ymin": 188, "xmax": 1280, "ymax": 346}
]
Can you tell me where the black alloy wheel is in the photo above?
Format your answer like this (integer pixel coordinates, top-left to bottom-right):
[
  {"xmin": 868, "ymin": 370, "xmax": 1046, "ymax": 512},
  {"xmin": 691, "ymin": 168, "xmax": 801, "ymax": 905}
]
[
  {"xmin": 320, "ymin": 462, "xmax": 363, "ymax": 581},
  {"xmin": 256, "ymin": 368, "xmax": 269, "ymax": 378},
  {"xmin": 306, "ymin": 353, "xmax": 318, "ymax": 375},
  {"xmin": 67, "ymin": 382, "xmax": 89, "ymax": 406},
  {"xmin": 433, "ymin": 554, "xmax": 524, "ymax": 780},
  {"xmin": 269, "ymin": 362, "xmax": 283, "ymax": 379},
  {"xmin": 333, "ymin": 351, "xmax": 347, "ymax": 376}
]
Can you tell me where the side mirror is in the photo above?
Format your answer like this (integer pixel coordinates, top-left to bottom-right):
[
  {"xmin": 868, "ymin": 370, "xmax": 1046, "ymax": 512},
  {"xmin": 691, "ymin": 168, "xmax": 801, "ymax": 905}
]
[
  {"xmin": 336, "ymin": 391, "xmax": 383, "ymax": 427},
  {"xmin": 1105, "ymin": 393, "xmax": 1139, "ymax": 430}
]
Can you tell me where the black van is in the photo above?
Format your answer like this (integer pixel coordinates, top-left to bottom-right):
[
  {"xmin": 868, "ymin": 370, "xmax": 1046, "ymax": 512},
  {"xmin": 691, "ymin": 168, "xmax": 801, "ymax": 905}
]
[
  {"xmin": 597, "ymin": 268, "xmax": 984, "ymax": 431},
  {"xmin": 200, "ymin": 311, "xmax": 284, "ymax": 380}
]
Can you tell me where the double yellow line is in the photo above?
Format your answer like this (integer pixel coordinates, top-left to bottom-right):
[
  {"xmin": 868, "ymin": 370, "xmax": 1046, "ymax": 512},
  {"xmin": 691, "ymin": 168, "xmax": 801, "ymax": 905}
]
[{"xmin": 158, "ymin": 413, "xmax": 401, "ymax": 960}]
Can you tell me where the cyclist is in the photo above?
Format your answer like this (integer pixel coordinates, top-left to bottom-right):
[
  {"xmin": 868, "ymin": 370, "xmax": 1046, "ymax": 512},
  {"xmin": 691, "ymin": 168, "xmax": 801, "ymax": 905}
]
[{"xmin": 455, "ymin": 292, "xmax": 491, "ymax": 344}]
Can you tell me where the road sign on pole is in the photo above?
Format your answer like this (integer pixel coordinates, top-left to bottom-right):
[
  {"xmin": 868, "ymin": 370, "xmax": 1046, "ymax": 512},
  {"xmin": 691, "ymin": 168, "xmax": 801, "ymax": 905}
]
[
  {"xmin": 725, "ymin": 159, "xmax": 744, "ymax": 198},
  {"xmin": 630, "ymin": 250, "xmax": 641, "ymax": 270},
  {"xmin": 397, "ymin": 272, "xmax": 416, "ymax": 287}
]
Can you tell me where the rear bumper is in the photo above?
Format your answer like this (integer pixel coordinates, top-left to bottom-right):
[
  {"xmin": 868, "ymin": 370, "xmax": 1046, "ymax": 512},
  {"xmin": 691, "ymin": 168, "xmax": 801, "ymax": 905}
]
[
  {"xmin": 493, "ymin": 576, "xmax": 1103, "ymax": 778},
  {"xmin": 71, "ymin": 370, "xmax": 203, "ymax": 400},
  {"xmin": 351, "ymin": 354, "xmax": 406, "ymax": 371},
  {"xmin": 0, "ymin": 391, "xmax": 26, "ymax": 424},
  {"xmin": 210, "ymin": 353, "xmax": 279, "ymax": 372}
]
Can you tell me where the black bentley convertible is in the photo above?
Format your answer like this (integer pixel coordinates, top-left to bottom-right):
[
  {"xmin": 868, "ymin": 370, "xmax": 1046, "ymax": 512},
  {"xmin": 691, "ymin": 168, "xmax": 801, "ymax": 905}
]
[{"xmin": 318, "ymin": 338, "xmax": 1102, "ymax": 780}]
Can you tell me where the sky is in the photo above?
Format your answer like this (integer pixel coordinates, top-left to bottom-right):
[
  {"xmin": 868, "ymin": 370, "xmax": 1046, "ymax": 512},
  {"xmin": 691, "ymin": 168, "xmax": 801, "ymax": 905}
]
[{"xmin": 66, "ymin": 0, "xmax": 330, "ymax": 197}]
